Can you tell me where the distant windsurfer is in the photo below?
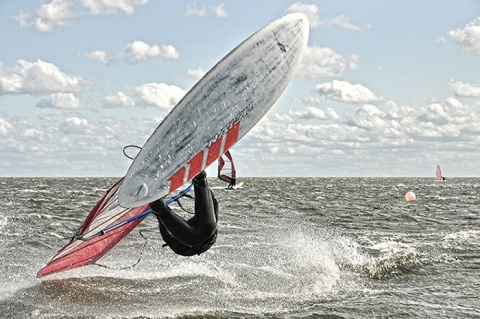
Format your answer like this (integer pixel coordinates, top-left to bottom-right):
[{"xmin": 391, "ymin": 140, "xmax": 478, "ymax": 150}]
[
  {"xmin": 218, "ymin": 150, "xmax": 237, "ymax": 189},
  {"xmin": 149, "ymin": 171, "xmax": 218, "ymax": 256},
  {"xmin": 227, "ymin": 177, "xmax": 236, "ymax": 189}
]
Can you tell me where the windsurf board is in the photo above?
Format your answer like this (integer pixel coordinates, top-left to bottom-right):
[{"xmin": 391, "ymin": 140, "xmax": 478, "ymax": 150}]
[{"xmin": 119, "ymin": 13, "xmax": 309, "ymax": 208}]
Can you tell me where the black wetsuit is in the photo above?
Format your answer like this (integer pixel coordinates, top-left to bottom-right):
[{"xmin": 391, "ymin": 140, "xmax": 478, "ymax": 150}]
[{"xmin": 150, "ymin": 173, "xmax": 218, "ymax": 256}]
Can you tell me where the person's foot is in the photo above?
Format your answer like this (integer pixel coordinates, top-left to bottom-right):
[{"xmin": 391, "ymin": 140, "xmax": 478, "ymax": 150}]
[{"xmin": 193, "ymin": 170, "xmax": 207, "ymax": 186}]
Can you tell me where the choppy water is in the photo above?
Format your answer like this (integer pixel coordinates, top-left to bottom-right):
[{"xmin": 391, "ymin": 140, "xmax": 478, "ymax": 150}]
[{"xmin": 0, "ymin": 177, "xmax": 479, "ymax": 318}]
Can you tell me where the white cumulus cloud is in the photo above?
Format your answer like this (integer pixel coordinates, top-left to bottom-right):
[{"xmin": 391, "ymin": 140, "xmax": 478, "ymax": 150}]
[
  {"xmin": 24, "ymin": 127, "xmax": 45, "ymax": 139},
  {"xmin": 61, "ymin": 117, "xmax": 92, "ymax": 134},
  {"xmin": 185, "ymin": 4, "xmax": 228, "ymax": 18},
  {"xmin": 0, "ymin": 60, "xmax": 91, "ymax": 95},
  {"xmin": 36, "ymin": 93, "xmax": 83, "ymax": 109},
  {"xmin": 323, "ymin": 15, "xmax": 367, "ymax": 31},
  {"xmin": 186, "ymin": 68, "xmax": 206, "ymax": 79},
  {"xmin": 418, "ymin": 97, "xmax": 473, "ymax": 129},
  {"xmin": 121, "ymin": 41, "xmax": 180, "ymax": 63},
  {"xmin": 86, "ymin": 50, "xmax": 111, "ymax": 65},
  {"xmin": 299, "ymin": 46, "xmax": 359, "ymax": 78},
  {"xmin": 81, "ymin": 0, "xmax": 149, "ymax": 15},
  {"xmin": 289, "ymin": 106, "xmax": 339, "ymax": 121},
  {"xmin": 449, "ymin": 17, "xmax": 480, "ymax": 55},
  {"xmin": 315, "ymin": 80, "xmax": 382, "ymax": 104},
  {"xmin": 13, "ymin": 0, "xmax": 75, "ymax": 32},
  {"xmin": 135, "ymin": 82, "xmax": 186, "ymax": 109},
  {"xmin": 450, "ymin": 80, "xmax": 480, "ymax": 97},
  {"xmin": 185, "ymin": 4, "xmax": 206, "ymax": 17},
  {"xmin": 286, "ymin": 3, "xmax": 321, "ymax": 28},
  {"xmin": 350, "ymin": 104, "xmax": 386, "ymax": 130},
  {"xmin": 104, "ymin": 91, "xmax": 136, "ymax": 108},
  {"xmin": 0, "ymin": 117, "xmax": 14, "ymax": 136},
  {"xmin": 212, "ymin": 4, "xmax": 228, "ymax": 18},
  {"xmin": 286, "ymin": 2, "xmax": 365, "ymax": 31}
]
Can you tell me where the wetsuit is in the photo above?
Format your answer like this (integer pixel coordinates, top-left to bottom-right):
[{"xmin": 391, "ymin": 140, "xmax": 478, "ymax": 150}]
[
  {"xmin": 150, "ymin": 171, "xmax": 218, "ymax": 256},
  {"xmin": 227, "ymin": 178, "xmax": 236, "ymax": 189}
]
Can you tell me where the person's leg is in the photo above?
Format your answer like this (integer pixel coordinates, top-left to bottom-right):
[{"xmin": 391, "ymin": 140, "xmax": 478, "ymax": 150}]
[
  {"xmin": 192, "ymin": 172, "xmax": 217, "ymax": 228},
  {"xmin": 150, "ymin": 199, "xmax": 195, "ymax": 240}
]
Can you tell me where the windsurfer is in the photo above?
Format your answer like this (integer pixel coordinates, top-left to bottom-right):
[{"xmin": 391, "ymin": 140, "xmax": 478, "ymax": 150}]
[
  {"xmin": 218, "ymin": 151, "xmax": 237, "ymax": 189},
  {"xmin": 149, "ymin": 171, "xmax": 218, "ymax": 256},
  {"xmin": 227, "ymin": 177, "xmax": 236, "ymax": 189}
]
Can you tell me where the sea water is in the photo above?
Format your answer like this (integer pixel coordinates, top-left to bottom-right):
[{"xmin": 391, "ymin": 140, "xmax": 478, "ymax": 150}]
[{"xmin": 0, "ymin": 177, "xmax": 479, "ymax": 318}]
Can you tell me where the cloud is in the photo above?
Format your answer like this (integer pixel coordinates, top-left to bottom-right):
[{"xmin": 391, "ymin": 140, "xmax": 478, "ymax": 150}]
[
  {"xmin": 87, "ymin": 42, "xmax": 178, "ymax": 65},
  {"xmin": 248, "ymin": 117, "xmax": 363, "ymax": 149},
  {"xmin": 121, "ymin": 41, "xmax": 180, "ymax": 63},
  {"xmin": 0, "ymin": 60, "xmax": 91, "ymax": 95},
  {"xmin": 36, "ymin": 93, "xmax": 84, "ymax": 109},
  {"xmin": 86, "ymin": 50, "xmax": 111, "ymax": 65},
  {"xmin": 450, "ymin": 80, "xmax": 480, "ymax": 97},
  {"xmin": 81, "ymin": 0, "xmax": 149, "ymax": 15},
  {"xmin": 186, "ymin": 68, "xmax": 206, "ymax": 79},
  {"xmin": 0, "ymin": 117, "xmax": 14, "ymax": 136},
  {"xmin": 103, "ymin": 83, "xmax": 186, "ymax": 109},
  {"xmin": 349, "ymin": 104, "xmax": 386, "ymax": 130},
  {"xmin": 0, "ymin": 112, "xmax": 165, "ymax": 176},
  {"xmin": 286, "ymin": 2, "xmax": 366, "ymax": 31},
  {"xmin": 288, "ymin": 106, "xmax": 339, "ymax": 121},
  {"xmin": 12, "ymin": 0, "xmax": 150, "ymax": 32},
  {"xmin": 298, "ymin": 46, "xmax": 359, "ymax": 78},
  {"xmin": 4, "ymin": 91, "xmax": 480, "ymax": 177},
  {"xmin": 286, "ymin": 3, "xmax": 321, "ymax": 28},
  {"xmin": 245, "ymin": 96, "xmax": 480, "ymax": 169},
  {"xmin": 322, "ymin": 15, "xmax": 367, "ymax": 31},
  {"xmin": 211, "ymin": 4, "xmax": 228, "ymax": 18},
  {"xmin": 315, "ymin": 80, "xmax": 382, "ymax": 104},
  {"xmin": 23, "ymin": 126, "xmax": 45, "ymax": 139},
  {"xmin": 185, "ymin": 4, "xmax": 228, "ymax": 18},
  {"xmin": 135, "ymin": 82, "xmax": 186, "ymax": 109},
  {"xmin": 449, "ymin": 17, "xmax": 480, "ymax": 55},
  {"xmin": 60, "ymin": 117, "xmax": 93, "ymax": 134},
  {"xmin": 104, "ymin": 91, "xmax": 136, "ymax": 108},
  {"xmin": 185, "ymin": 4, "xmax": 206, "ymax": 17},
  {"xmin": 418, "ymin": 97, "xmax": 472, "ymax": 128},
  {"xmin": 13, "ymin": 0, "xmax": 75, "ymax": 32}
]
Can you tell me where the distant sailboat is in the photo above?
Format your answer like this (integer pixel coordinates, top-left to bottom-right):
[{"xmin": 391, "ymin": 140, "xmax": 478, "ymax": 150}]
[
  {"xmin": 218, "ymin": 151, "xmax": 239, "ymax": 189},
  {"xmin": 436, "ymin": 165, "xmax": 446, "ymax": 181}
]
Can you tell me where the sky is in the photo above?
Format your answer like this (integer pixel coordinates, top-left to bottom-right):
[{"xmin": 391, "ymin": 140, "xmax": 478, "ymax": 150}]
[{"xmin": 1, "ymin": 0, "xmax": 480, "ymax": 178}]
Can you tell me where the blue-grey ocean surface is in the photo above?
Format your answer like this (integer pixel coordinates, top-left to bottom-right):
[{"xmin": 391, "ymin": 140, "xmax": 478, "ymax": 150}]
[{"xmin": 0, "ymin": 177, "xmax": 479, "ymax": 319}]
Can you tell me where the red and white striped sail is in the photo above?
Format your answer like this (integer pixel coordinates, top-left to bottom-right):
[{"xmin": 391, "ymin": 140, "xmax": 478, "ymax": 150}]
[{"xmin": 37, "ymin": 179, "xmax": 149, "ymax": 277}]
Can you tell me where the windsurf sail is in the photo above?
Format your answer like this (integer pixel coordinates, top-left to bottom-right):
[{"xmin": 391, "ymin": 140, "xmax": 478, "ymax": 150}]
[
  {"xmin": 436, "ymin": 165, "xmax": 446, "ymax": 181},
  {"xmin": 218, "ymin": 151, "xmax": 236, "ymax": 188},
  {"xmin": 37, "ymin": 180, "xmax": 192, "ymax": 277}
]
